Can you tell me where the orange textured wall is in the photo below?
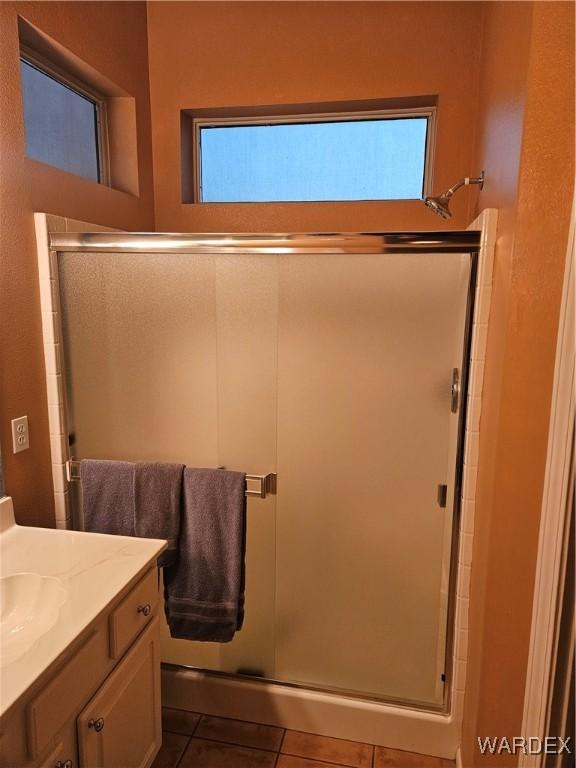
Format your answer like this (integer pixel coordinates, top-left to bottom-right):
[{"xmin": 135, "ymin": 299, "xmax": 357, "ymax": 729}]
[
  {"xmin": 147, "ymin": 1, "xmax": 484, "ymax": 233},
  {"xmin": 0, "ymin": 2, "xmax": 155, "ymax": 526},
  {"xmin": 463, "ymin": 2, "xmax": 575, "ymax": 765}
]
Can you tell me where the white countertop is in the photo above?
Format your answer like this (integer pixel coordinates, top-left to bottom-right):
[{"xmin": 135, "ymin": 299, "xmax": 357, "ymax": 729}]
[{"xmin": 0, "ymin": 496, "xmax": 166, "ymax": 719}]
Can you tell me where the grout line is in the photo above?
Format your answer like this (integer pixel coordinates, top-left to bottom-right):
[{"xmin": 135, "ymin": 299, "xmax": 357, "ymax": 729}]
[
  {"xmin": 189, "ymin": 734, "xmax": 282, "ymax": 754},
  {"xmin": 191, "ymin": 713, "xmax": 202, "ymax": 738},
  {"xmin": 280, "ymin": 743, "xmax": 373, "ymax": 768},
  {"xmin": 173, "ymin": 733, "xmax": 192, "ymax": 768},
  {"xmin": 281, "ymin": 727, "xmax": 372, "ymax": 748},
  {"xmin": 192, "ymin": 710, "xmax": 282, "ymax": 732},
  {"xmin": 278, "ymin": 754, "xmax": 364, "ymax": 768},
  {"xmin": 163, "ymin": 728, "xmax": 199, "ymax": 738}
]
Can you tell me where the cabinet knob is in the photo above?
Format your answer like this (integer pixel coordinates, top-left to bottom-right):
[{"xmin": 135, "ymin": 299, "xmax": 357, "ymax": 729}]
[
  {"xmin": 88, "ymin": 717, "xmax": 105, "ymax": 732},
  {"xmin": 137, "ymin": 603, "xmax": 151, "ymax": 616},
  {"xmin": 55, "ymin": 761, "xmax": 73, "ymax": 768}
]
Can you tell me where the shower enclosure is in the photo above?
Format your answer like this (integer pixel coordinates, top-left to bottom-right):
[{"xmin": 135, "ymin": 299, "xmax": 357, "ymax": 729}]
[{"xmin": 53, "ymin": 231, "xmax": 479, "ymax": 712}]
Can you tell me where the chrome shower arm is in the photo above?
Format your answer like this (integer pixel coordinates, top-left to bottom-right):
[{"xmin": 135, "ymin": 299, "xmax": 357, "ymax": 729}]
[
  {"xmin": 445, "ymin": 173, "xmax": 485, "ymax": 199},
  {"xmin": 424, "ymin": 171, "xmax": 485, "ymax": 219}
]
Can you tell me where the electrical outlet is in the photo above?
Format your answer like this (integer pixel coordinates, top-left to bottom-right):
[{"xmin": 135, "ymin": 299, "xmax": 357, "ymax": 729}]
[{"xmin": 11, "ymin": 416, "xmax": 29, "ymax": 453}]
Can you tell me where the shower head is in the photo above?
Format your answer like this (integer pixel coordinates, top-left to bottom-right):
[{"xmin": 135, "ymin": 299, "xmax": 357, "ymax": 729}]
[
  {"xmin": 423, "ymin": 171, "xmax": 485, "ymax": 219},
  {"xmin": 424, "ymin": 193, "xmax": 453, "ymax": 220}
]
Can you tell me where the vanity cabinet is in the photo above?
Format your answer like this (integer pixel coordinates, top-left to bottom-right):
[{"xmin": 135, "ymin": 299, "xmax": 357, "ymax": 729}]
[{"xmin": 0, "ymin": 566, "xmax": 162, "ymax": 768}]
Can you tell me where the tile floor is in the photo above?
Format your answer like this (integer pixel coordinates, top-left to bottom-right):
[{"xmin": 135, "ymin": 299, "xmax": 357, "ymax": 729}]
[{"xmin": 152, "ymin": 708, "xmax": 455, "ymax": 768}]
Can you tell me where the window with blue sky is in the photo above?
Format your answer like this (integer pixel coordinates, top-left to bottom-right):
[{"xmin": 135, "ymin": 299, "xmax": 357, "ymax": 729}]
[{"xmin": 198, "ymin": 116, "xmax": 429, "ymax": 203}]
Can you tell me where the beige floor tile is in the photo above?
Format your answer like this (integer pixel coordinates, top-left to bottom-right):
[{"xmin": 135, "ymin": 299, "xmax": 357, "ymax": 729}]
[
  {"xmin": 162, "ymin": 707, "xmax": 201, "ymax": 735},
  {"xmin": 151, "ymin": 732, "xmax": 189, "ymax": 768},
  {"xmin": 374, "ymin": 746, "xmax": 454, "ymax": 767},
  {"xmin": 282, "ymin": 730, "xmax": 373, "ymax": 768},
  {"xmin": 195, "ymin": 715, "xmax": 284, "ymax": 751},
  {"xmin": 179, "ymin": 738, "xmax": 277, "ymax": 768}
]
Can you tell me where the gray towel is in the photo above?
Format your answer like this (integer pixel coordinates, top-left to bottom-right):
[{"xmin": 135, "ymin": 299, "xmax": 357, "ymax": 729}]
[
  {"xmin": 81, "ymin": 459, "xmax": 184, "ymax": 567},
  {"xmin": 133, "ymin": 462, "xmax": 184, "ymax": 567},
  {"xmin": 81, "ymin": 459, "xmax": 135, "ymax": 536},
  {"xmin": 163, "ymin": 468, "xmax": 246, "ymax": 642}
]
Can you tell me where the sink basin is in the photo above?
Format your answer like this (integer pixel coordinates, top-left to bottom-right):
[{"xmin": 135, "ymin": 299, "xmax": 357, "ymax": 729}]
[{"xmin": 1, "ymin": 573, "xmax": 67, "ymax": 665}]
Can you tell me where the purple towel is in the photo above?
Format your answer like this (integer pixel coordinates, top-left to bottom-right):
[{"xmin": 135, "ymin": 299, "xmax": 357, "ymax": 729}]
[
  {"xmin": 81, "ymin": 459, "xmax": 184, "ymax": 566},
  {"xmin": 163, "ymin": 468, "xmax": 246, "ymax": 642}
]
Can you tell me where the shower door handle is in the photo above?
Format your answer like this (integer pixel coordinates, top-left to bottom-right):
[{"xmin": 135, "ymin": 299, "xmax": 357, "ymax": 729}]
[
  {"xmin": 451, "ymin": 368, "xmax": 460, "ymax": 413},
  {"xmin": 437, "ymin": 484, "xmax": 448, "ymax": 508}
]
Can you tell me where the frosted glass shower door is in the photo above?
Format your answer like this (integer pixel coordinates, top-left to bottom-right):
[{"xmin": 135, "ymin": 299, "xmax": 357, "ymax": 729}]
[
  {"xmin": 275, "ymin": 253, "xmax": 469, "ymax": 705},
  {"xmin": 58, "ymin": 246, "xmax": 471, "ymax": 709},
  {"xmin": 58, "ymin": 251, "xmax": 279, "ymax": 678}
]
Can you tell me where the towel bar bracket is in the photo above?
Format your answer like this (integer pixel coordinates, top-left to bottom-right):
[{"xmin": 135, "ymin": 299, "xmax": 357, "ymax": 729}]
[
  {"xmin": 245, "ymin": 473, "xmax": 277, "ymax": 498},
  {"xmin": 65, "ymin": 460, "xmax": 277, "ymax": 499}
]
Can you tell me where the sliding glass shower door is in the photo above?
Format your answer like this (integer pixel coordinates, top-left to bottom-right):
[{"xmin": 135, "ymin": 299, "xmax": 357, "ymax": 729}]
[{"xmin": 58, "ymin": 239, "xmax": 473, "ymax": 708}]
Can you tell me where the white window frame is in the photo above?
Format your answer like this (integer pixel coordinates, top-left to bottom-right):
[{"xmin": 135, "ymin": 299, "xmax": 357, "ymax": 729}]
[
  {"xmin": 193, "ymin": 106, "xmax": 436, "ymax": 204},
  {"xmin": 20, "ymin": 46, "xmax": 110, "ymax": 185}
]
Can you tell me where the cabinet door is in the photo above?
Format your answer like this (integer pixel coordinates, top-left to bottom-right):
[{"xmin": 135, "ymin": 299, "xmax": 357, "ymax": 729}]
[
  {"xmin": 77, "ymin": 618, "xmax": 161, "ymax": 768},
  {"xmin": 37, "ymin": 724, "xmax": 77, "ymax": 768}
]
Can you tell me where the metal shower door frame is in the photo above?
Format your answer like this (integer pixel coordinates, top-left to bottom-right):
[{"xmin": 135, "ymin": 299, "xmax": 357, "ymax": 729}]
[{"xmin": 50, "ymin": 229, "xmax": 480, "ymax": 714}]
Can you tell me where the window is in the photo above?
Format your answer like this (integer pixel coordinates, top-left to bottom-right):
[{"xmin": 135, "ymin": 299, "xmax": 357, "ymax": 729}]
[
  {"xmin": 20, "ymin": 54, "xmax": 105, "ymax": 183},
  {"xmin": 195, "ymin": 110, "xmax": 434, "ymax": 203}
]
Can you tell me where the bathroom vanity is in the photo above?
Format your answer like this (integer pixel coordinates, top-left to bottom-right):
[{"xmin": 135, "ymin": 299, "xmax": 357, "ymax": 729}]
[{"xmin": 0, "ymin": 497, "xmax": 166, "ymax": 768}]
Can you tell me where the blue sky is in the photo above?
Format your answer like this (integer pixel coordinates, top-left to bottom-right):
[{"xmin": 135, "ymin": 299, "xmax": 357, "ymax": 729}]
[{"xmin": 200, "ymin": 117, "xmax": 427, "ymax": 203}]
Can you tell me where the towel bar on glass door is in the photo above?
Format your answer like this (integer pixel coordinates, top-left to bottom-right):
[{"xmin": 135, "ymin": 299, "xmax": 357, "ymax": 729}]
[{"xmin": 65, "ymin": 460, "xmax": 277, "ymax": 499}]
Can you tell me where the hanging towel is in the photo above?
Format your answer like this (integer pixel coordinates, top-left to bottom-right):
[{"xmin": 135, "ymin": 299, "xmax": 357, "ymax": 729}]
[
  {"xmin": 133, "ymin": 462, "xmax": 184, "ymax": 567},
  {"xmin": 163, "ymin": 468, "xmax": 246, "ymax": 642},
  {"xmin": 81, "ymin": 459, "xmax": 184, "ymax": 567},
  {"xmin": 81, "ymin": 459, "xmax": 135, "ymax": 536}
]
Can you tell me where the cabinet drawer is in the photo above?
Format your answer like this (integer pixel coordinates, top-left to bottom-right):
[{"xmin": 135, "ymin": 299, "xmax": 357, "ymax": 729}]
[
  {"xmin": 109, "ymin": 568, "xmax": 158, "ymax": 660},
  {"xmin": 78, "ymin": 618, "xmax": 161, "ymax": 768},
  {"xmin": 27, "ymin": 628, "xmax": 109, "ymax": 759}
]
